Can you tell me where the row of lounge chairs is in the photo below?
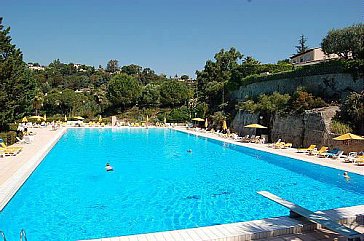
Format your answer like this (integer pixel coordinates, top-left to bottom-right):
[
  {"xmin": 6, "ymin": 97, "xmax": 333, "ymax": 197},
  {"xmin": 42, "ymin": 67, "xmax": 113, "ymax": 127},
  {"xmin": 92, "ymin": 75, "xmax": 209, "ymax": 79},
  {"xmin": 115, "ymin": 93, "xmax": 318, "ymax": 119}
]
[
  {"xmin": 239, "ymin": 135, "xmax": 266, "ymax": 144},
  {"xmin": 297, "ymin": 144, "xmax": 364, "ymax": 165},
  {"xmin": 268, "ymin": 139, "xmax": 292, "ymax": 149}
]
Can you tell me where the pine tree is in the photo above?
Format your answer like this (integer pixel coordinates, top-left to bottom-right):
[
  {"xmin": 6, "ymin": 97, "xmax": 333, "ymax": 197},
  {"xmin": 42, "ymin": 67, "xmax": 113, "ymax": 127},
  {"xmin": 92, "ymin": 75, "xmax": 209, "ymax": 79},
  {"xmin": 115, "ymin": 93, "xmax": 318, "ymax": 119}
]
[
  {"xmin": 295, "ymin": 34, "xmax": 309, "ymax": 54},
  {"xmin": 0, "ymin": 18, "xmax": 36, "ymax": 129}
]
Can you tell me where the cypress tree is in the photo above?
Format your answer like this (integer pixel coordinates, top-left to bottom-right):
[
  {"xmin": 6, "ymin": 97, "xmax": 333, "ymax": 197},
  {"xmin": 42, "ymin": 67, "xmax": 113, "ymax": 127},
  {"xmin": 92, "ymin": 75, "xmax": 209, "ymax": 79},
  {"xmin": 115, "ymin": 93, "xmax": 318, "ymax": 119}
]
[{"xmin": 0, "ymin": 17, "xmax": 36, "ymax": 129}]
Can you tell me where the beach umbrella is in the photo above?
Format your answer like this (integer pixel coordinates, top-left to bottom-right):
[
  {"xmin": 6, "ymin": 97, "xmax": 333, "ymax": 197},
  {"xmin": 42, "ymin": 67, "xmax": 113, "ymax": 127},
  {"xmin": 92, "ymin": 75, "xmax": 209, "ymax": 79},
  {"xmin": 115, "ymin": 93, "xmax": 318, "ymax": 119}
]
[
  {"xmin": 64, "ymin": 115, "xmax": 67, "ymax": 121},
  {"xmin": 146, "ymin": 115, "xmax": 149, "ymax": 123},
  {"xmin": 205, "ymin": 118, "xmax": 208, "ymax": 128},
  {"xmin": 98, "ymin": 115, "xmax": 102, "ymax": 123},
  {"xmin": 164, "ymin": 117, "xmax": 167, "ymax": 124},
  {"xmin": 244, "ymin": 123, "xmax": 267, "ymax": 129},
  {"xmin": 43, "ymin": 114, "xmax": 46, "ymax": 121},
  {"xmin": 22, "ymin": 117, "xmax": 28, "ymax": 122},
  {"xmin": 29, "ymin": 115, "xmax": 44, "ymax": 120},
  {"xmin": 333, "ymin": 133, "xmax": 364, "ymax": 141},
  {"xmin": 73, "ymin": 116, "xmax": 84, "ymax": 120},
  {"xmin": 222, "ymin": 120, "xmax": 227, "ymax": 130},
  {"xmin": 192, "ymin": 118, "xmax": 205, "ymax": 122}
]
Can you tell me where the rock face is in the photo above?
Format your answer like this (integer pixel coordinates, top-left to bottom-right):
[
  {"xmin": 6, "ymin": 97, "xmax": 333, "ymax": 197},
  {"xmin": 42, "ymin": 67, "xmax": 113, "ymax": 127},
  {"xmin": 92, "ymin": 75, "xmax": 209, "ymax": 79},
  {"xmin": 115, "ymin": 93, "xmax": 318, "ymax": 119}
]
[
  {"xmin": 231, "ymin": 111, "xmax": 259, "ymax": 137},
  {"xmin": 231, "ymin": 73, "xmax": 364, "ymax": 101},
  {"xmin": 232, "ymin": 106, "xmax": 341, "ymax": 148},
  {"xmin": 272, "ymin": 106, "xmax": 339, "ymax": 147}
]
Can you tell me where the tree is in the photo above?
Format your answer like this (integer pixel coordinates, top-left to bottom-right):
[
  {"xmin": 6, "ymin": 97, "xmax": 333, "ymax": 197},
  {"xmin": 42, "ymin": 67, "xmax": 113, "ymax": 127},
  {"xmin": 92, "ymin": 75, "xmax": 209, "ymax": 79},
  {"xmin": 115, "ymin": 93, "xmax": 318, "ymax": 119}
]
[
  {"xmin": 339, "ymin": 91, "xmax": 364, "ymax": 134},
  {"xmin": 139, "ymin": 84, "xmax": 160, "ymax": 107},
  {"xmin": 160, "ymin": 80, "xmax": 191, "ymax": 107},
  {"xmin": 295, "ymin": 34, "xmax": 309, "ymax": 54},
  {"xmin": 196, "ymin": 47, "xmax": 243, "ymax": 111},
  {"xmin": 107, "ymin": 73, "xmax": 141, "ymax": 109},
  {"xmin": 140, "ymin": 67, "xmax": 159, "ymax": 84},
  {"xmin": 0, "ymin": 18, "xmax": 36, "ymax": 129},
  {"xmin": 121, "ymin": 64, "xmax": 142, "ymax": 76},
  {"xmin": 321, "ymin": 24, "xmax": 364, "ymax": 59},
  {"xmin": 181, "ymin": 75, "xmax": 189, "ymax": 80},
  {"xmin": 106, "ymin": 59, "xmax": 119, "ymax": 73}
]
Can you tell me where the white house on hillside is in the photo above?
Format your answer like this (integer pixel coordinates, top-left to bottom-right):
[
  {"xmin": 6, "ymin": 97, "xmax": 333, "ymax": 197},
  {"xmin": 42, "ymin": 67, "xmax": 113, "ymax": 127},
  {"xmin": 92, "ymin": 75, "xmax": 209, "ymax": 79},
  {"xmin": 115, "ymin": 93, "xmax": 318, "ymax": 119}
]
[{"xmin": 290, "ymin": 47, "xmax": 339, "ymax": 66}]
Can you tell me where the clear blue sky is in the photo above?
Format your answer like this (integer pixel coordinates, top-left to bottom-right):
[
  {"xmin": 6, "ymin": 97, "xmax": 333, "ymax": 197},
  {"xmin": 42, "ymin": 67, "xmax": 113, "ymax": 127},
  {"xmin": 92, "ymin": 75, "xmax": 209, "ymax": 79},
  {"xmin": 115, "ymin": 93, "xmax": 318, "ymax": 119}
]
[{"xmin": 2, "ymin": 0, "xmax": 362, "ymax": 77}]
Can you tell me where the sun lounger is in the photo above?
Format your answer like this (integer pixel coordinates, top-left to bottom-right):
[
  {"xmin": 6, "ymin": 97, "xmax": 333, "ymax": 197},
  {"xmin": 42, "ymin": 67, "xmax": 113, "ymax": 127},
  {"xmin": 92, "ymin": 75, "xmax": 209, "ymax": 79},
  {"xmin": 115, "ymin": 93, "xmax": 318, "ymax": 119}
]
[
  {"xmin": 311, "ymin": 146, "xmax": 328, "ymax": 156},
  {"xmin": 0, "ymin": 142, "xmax": 22, "ymax": 151},
  {"xmin": 0, "ymin": 143, "xmax": 22, "ymax": 155},
  {"xmin": 330, "ymin": 151, "xmax": 344, "ymax": 159},
  {"xmin": 344, "ymin": 152, "xmax": 358, "ymax": 163},
  {"xmin": 322, "ymin": 148, "xmax": 340, "ymax": 158},
  {"xmin": 268, "ymin": 139, "xmax": 281, "ymax": 148},
  {"xmin": 240, "ymin": 135, "xmax": 250, "ymax": 142},
  {"xmin": 355, "ymin": 156, "xmax": 364, "ymax": 166},
  {"xmin": 250, "ymin": 136, "xmax": 260, "ymax": 143},
  {"xmin": 297, "ymin": 144, "xmax": 316, "ymax": 153},
  {"xmin": 273, "ymin": 142, "xmax": 285, "ymax": 149},
  {"xmin": 282, "ymin": 143, "xmax": 292, "ymax": 149}
]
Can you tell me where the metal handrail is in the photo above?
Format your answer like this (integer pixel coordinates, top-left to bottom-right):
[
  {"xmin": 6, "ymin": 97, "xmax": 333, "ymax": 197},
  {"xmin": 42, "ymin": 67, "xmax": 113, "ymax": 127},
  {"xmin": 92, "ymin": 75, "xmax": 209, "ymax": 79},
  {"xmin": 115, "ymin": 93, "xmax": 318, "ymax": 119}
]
[
  {"xmin": 19, "ymin": 229, "xmax": 27, "ymax": 241},
  {"xmin": 0, "ymin": 231, "xmax": 6, "ymax": 241}
]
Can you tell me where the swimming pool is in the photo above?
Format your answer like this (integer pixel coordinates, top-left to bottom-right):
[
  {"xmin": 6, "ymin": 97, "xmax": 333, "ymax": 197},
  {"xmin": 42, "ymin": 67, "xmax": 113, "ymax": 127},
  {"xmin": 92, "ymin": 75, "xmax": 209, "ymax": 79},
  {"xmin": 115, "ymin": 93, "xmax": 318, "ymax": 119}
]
[{"xmin": 1, "ymin": 128, "xmax": 363, "ymax": 240}]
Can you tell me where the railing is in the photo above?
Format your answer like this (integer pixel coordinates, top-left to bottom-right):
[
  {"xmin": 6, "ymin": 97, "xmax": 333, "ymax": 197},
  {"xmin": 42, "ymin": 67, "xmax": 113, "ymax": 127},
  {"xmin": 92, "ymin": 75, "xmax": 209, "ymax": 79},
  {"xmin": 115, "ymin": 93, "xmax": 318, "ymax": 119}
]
[
  {"xmin": 19, "ymin": 229, "xmax": 27, "ymax": 241},
  {"xmin": 0, "ymin": 231, "xmax": 6, "ymax": 241}
]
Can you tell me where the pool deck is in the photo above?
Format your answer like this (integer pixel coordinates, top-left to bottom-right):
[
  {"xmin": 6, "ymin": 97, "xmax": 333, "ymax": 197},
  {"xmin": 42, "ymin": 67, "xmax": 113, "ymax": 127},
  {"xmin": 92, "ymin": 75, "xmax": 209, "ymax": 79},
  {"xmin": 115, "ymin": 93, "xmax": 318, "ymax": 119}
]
[{"xmin": 0, "ymin": 126, "xmax": 363, "ymax": 241}]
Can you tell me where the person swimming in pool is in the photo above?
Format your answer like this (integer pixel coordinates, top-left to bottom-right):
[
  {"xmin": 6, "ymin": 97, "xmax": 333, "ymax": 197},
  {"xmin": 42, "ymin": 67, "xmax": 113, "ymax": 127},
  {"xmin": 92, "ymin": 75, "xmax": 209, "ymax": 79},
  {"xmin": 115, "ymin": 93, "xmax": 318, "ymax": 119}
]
[
  {"xmin": 343, "ymin": 171, "xmax": 350, "ymax": 181},
  {"xmin": 105, "ymin": 163, "xmax": 113, "ymax": 172}
]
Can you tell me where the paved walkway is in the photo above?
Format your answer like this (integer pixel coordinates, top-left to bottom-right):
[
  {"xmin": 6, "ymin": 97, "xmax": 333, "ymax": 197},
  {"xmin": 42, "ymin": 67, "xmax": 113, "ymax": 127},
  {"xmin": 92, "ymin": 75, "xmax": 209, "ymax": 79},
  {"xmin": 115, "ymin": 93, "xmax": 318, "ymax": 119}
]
[
  {"xmin": 175, "ymin": 127, "xmax": 364, "ymax": 175},
  {"xmin": 258, "ymin": 227, "xmax": 364, "ymax": 241}
]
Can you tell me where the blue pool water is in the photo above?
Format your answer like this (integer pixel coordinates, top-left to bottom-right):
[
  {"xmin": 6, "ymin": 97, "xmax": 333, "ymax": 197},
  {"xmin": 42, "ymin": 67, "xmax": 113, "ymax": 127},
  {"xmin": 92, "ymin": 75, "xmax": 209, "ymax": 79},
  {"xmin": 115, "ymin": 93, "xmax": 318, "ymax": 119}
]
[{"xmin": 0, "ymin": 128, "xmax": 363, "ymax": 240}]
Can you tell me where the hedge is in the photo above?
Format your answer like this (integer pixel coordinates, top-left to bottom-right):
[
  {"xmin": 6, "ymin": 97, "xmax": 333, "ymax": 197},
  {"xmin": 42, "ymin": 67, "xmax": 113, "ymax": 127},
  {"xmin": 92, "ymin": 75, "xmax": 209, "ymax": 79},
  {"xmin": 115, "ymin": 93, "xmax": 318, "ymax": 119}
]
[{"xmin": 239, "ymin": 60, "xmax": 364, "ymax": 87}]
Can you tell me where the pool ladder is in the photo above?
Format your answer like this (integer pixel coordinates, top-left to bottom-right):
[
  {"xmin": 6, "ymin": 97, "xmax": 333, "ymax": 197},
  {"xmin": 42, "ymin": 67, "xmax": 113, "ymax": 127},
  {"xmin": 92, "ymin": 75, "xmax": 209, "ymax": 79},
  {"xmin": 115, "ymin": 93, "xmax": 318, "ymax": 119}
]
[
  {"xmin": 19, "ymin": 229, "xmax": 27, "ymax": 241},
  {"xmin": 0, "ymin": 229, "xmax": 27, "ymax": 241},
  {"xmin": 0, "ymin": 231, "xmax": 6, "ymax": 241}
]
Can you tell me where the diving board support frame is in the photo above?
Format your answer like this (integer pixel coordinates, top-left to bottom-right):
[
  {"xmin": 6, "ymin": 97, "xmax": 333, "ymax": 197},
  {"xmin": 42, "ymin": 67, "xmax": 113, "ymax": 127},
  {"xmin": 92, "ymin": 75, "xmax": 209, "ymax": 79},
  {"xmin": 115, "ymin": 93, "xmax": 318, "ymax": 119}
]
[{"xmin": 257, "ymin": 191, "xmax": 363, "ymax": 241}]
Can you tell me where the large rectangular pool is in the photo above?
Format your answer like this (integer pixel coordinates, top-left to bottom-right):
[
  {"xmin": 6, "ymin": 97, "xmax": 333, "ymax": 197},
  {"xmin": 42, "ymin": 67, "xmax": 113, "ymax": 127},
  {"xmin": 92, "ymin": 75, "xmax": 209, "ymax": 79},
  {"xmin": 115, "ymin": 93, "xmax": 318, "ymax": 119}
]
[{"xmin": 1, "ymin": 128, "xmax": 363, "ymax": 240}]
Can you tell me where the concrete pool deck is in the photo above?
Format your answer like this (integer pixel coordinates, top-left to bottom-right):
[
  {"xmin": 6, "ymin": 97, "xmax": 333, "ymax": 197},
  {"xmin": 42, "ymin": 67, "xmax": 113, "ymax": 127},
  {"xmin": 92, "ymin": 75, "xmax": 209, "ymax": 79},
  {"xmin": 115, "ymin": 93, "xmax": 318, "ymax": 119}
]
[{"xmin": 0, "ymin": 126, "xmax": 363, "ymax": 240}]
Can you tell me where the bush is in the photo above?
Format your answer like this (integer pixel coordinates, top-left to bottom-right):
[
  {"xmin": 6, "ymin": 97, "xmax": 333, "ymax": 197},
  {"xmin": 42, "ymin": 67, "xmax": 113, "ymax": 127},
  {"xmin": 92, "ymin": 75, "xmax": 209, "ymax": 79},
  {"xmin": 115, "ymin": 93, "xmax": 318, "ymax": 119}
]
[
  {"xmin": 331, "ymin": 120, "xmax": 353, "ymax": 134},
  {"xmin": 0, "ymin": 131, "xmax": 17, "ymax": 145},
  {"xmin": 337, "ymin": 91, "xmax": 364, "ymax": 134},
  {"xmin": 167, "ymin": 106, "xmax": 190, "ymax": 122},
  {"xmin": 290, "ymin": 89, "xmax": 327, "ymax": 113},
  {"xmin": 6, "ymin": 131, "xmax": 17, "ymax": 145}
]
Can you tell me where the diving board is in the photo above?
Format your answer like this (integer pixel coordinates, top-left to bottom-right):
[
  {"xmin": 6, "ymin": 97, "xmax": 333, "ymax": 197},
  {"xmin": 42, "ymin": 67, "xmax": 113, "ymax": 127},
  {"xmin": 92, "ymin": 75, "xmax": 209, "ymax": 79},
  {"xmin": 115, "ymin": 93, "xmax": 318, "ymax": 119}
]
[{"xmin": 257, "ymin": 191, "xmax": 363, "ymax": 241}]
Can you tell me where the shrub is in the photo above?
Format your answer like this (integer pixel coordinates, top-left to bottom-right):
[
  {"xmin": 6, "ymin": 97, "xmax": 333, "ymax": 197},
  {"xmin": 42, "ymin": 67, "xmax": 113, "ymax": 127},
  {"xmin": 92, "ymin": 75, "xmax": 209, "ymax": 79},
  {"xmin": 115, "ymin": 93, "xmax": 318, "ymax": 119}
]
[
  {"xmin": 167, "ymin": 106, "xmax": 190, "ymax": 122},
  {"xmin": 6, "ymin": 131, "xmax": 17, "ymax": 145},
  {"xmin": 338, "ymin": 91, "xmax": 364, "ymax": 134},
  {"xmin": 331, "ymin": 120, "xmax": 353, "ymax": 134},
  {"xmin": 290, "ymin": 89, "xmax": 327, "ymax": 113}
]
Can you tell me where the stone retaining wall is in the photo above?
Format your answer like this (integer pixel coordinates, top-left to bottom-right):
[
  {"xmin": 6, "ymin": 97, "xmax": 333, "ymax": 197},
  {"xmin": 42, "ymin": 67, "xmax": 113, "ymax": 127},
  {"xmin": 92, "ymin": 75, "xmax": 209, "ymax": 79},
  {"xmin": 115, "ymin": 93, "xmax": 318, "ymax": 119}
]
[{"xmin": 232, "ymin": 73, "xmax": 364, "ymax": 101}]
